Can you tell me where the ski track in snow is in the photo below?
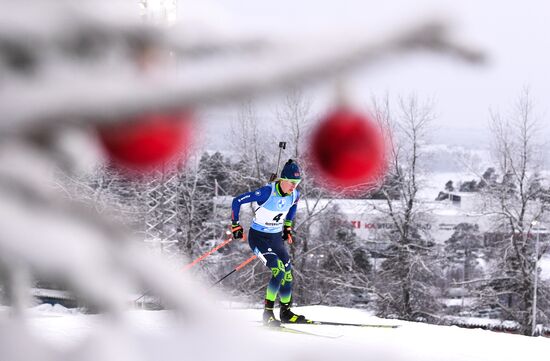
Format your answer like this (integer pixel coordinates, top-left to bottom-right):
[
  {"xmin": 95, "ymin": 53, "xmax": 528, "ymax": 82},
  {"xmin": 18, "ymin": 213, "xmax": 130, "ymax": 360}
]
[{"xmin": 20, "ymin": 304, "xmax": 550, "ymax": 361}]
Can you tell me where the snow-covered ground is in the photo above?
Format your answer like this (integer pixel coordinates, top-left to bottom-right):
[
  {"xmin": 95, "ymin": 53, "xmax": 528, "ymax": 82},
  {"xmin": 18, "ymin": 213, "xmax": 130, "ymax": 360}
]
[{"xmin": 16, "ymin": 304, "xmax": 550, "ymax": 361}]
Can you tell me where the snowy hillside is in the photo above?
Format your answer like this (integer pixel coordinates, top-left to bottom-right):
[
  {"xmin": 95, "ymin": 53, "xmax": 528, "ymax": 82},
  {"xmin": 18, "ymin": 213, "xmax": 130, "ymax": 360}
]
[{"xmin": 20, "ymin": 304, "xmax": 550, "ymax": 361}]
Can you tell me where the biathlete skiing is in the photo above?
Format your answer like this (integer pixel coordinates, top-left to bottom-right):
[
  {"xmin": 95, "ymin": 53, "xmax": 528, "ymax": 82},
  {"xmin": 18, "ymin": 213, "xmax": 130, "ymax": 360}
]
[{"xmin": 230, "ymin": 159, "xmax": 311, "ymax": 326}]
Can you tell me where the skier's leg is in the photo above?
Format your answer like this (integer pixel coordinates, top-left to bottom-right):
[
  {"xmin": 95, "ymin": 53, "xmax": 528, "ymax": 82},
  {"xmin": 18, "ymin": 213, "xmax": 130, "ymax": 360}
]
[
  {"xmin": 265, "ymin": 259, "xmax": 286, "ymax": 302},
  {"xmin": 277, "ymin": 261, "xmax": 293, "ymax": 304},
  {"xmin": 268, "ymin": 239, "xmax": 292, "ymax": 303},
  {"xmin": 271, "ymin": 241, "xmax": 310, "ymax": 324},
  {"xmin": 262, "ymin": 257, "xmax": 285, "ymax": 326},
  {"xmin": 261, "ymin": 258, "xmax": 285, "ymax": 327},
  {"xmin": 248, "ymin": 229, "xmax": 284, "ymax": 326},
  {"xmin": 248, "ymin": 230, "xmax": 286, "ymax": 301}
]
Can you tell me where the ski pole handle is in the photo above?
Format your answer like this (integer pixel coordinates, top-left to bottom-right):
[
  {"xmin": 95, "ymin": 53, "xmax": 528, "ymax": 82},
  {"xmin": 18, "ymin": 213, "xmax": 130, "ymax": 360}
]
[{"xmin": 287, "ymin": 234, "xmax": 293, "ymax": 245}]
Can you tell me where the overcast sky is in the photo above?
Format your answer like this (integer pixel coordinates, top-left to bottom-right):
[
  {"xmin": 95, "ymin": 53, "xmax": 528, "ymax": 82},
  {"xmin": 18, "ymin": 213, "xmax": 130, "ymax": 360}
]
[{"xmin": 181, "ymin": 0, "xmax": 550, "ymax": 150}]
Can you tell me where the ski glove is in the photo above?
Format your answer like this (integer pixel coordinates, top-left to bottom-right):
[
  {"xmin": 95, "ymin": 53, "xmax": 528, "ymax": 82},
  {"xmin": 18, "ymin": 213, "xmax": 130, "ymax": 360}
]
[
  {"xmin": 282, "ymin": 225, "xmax": 294, "ymax": 244},
  {"xmin": 231, "ymin": 221, "xmax": 244, "ymax": 240}
]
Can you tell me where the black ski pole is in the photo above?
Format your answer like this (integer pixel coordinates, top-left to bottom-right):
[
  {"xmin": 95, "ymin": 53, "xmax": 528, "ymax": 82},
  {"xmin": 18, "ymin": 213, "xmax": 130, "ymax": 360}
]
[
  {"xmin": 211, "ymin": 255, "xmax": 257, "ymax": 287},
  {"xmin": 269, "ymin": 141, "xmax": 286, "ymax": 182}
]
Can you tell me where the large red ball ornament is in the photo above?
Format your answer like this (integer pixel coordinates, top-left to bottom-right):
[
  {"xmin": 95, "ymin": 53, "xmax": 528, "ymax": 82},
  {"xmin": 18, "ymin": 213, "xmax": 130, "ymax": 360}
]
[
  {"xmin": 309, "ymin": 107, "xmax": 386, "ymax": 191},
  {"xmin": 97, "ymin": 112, "xmax": 193, "ymax": 171}
]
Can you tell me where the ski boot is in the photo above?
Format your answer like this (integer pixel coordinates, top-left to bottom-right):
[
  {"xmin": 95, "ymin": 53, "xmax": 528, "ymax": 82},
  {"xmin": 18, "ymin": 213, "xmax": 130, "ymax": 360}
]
[
  {"xmin": 280, "ymin": 301, "xmax": 311, "ymax": 324},
  {"xmin": 262, "ymin": 299, "xmax": 281, "ymax": 327}
]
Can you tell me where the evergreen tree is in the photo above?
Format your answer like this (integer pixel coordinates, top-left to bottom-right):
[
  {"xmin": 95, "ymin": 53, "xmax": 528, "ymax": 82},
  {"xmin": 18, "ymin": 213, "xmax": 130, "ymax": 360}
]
[
  {"xmin": 459, "ymin": 179, "xmax": 478, "ymax": 192},
  {"xmin": 478, "ymin": 167, "xmax": 497, "ymax": 189},
  {"xmin": 445, "ymin": 180, "xmax": 454, "ymax": 192},
  {"xmin": 442, "ymin": 223, "xmax": 484, "ymax": 314},
  {"xmin": 444, "ymin": 223, "xmax": 484, "ymax": 283}
]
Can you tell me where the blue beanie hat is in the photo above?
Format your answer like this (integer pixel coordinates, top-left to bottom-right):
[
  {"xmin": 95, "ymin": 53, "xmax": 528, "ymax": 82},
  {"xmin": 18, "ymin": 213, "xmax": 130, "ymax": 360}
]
[{"xmin": 280, "ymin": 159, "xmax": 301, "ymax": 180}]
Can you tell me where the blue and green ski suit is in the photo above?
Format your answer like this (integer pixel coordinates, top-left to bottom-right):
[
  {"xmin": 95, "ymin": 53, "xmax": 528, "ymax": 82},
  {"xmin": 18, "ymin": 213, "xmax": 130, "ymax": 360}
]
[{"xmin": 231, "ymin": 181, "xmax": 299, "ymax": 303}]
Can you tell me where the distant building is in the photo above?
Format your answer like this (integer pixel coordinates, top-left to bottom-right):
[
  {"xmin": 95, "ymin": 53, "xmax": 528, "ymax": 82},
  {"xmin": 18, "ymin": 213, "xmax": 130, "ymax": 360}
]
[{"xmin": 300, "ymin": 193, "xmax": 488, "ymax": 244}]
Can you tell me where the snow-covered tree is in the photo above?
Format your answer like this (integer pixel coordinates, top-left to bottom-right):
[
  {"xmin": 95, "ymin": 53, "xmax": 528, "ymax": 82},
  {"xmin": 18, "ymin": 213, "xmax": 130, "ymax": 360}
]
[
  {"xmin": 477, "ymin": 89, "xmax": 550, "ymax": 335},
  {"xmin": 229, "ymin": 100, "xmax": 276, "ymax": 193},
  {"xmin": 370, "ymin": 95, "xmax": 443, "ymax": 322},
  {"xmin": 293, "ymin": 204, "xmax": 371, "ymax": 306},
  {"xmin": 273, "ymin": 89, "xmax": 333, "ymax": 277},
  {"xmin": 442, "ymin": 223, "xmax": 485, "ymax": 315},
  {"xmin": 444, "ymin": 223, "xmax": 484, "ymax": 285}
]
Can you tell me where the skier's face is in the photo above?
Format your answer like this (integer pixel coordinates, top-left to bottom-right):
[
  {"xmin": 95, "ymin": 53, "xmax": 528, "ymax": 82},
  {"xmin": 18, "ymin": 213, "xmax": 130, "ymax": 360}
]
[{"xmin": 280, "ymin": 179, "xmax": 300, "ymax": 193}]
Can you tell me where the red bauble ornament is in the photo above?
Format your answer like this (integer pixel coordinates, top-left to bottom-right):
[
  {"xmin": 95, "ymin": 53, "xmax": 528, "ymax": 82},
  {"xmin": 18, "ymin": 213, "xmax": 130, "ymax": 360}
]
[
  {"xmin": 309, "ymin": 107, "xmax": 386, "ymax": 190},
  {"xmin": 97, "ymin": 112, "xmax": 193, "ymax": 171}
]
